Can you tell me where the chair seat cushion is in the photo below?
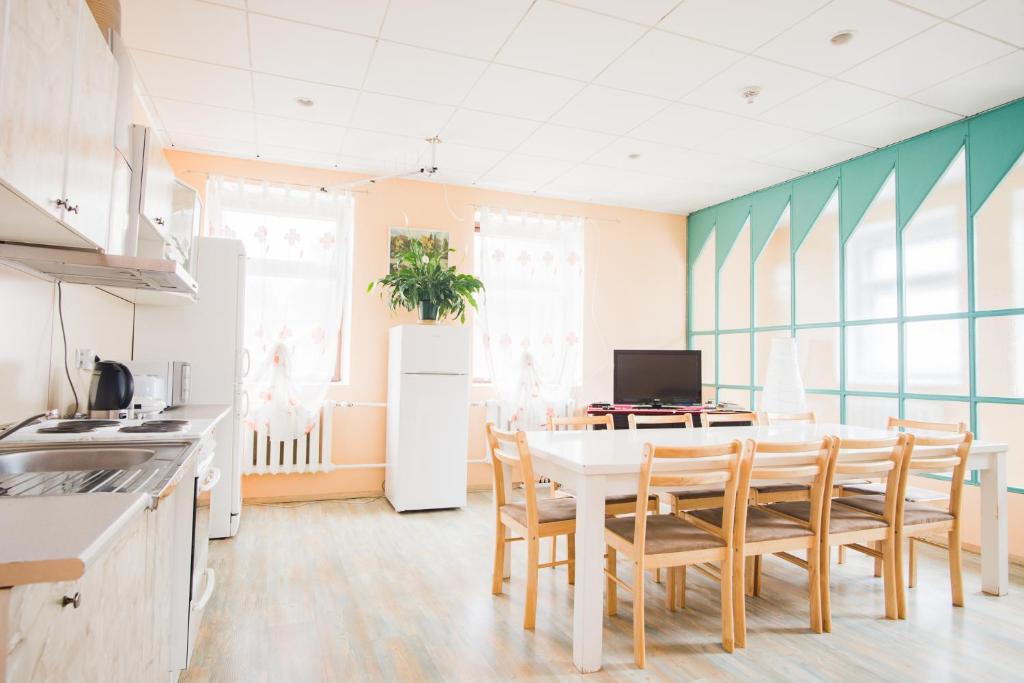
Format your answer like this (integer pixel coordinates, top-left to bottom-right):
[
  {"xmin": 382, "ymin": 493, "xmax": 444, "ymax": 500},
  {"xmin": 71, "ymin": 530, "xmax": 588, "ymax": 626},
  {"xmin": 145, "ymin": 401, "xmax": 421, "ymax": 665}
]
[
  {"xmin": 604, "ymin": 493, "xmax": 658, "ymax": 506},
  {"xmin": 835, "ymin": 495, "xmax": 954, "ymax": 526},
  {"xmin": 501, "ymin": 497, "xmax": 577, "ymax": 526},
  {"xmin": 606, "ymin": 514, "xmax": 725, "ymax": 554},
  {"xmin": 842, "ymin": 482, "xmax": 949, "ymax": 502},
  {"xmin": 691, "ymin": 506, "xmax": 814, "ymax": 543},
  {"xmin": 768, "ymin": 501, "xmax": 889, "ymax": 533},
  {"xmin": 665, "ymin": 485, "xmax": 725, "ymax": 500},
  {"xmin": 754, "ymin": 483, "xmax": 809, "ymax": 494}
]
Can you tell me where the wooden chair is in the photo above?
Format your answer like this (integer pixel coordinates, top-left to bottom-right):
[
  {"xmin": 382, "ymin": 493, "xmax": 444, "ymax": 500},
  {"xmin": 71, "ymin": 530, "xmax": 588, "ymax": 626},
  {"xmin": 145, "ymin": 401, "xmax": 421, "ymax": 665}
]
[
  {"xmin": 627, "ymin": 413, "xmax": 694, "ymax": 429},
  {"xmin": 766, "ymin": 434, "xmax": 913, "ymax": 631},
  {"xmin": 753, "ymin": 411, "xmax": 822, "ymax": 505},
  {"xmin": 605, "ymin": 439, "xmax": 746, "ymax": 666},
  {"xmin": 703, "ymin": 411, "xmax": 761, "ymax": 428},
  {"xmin": 836, "ymin": 431, "xmax": 972, "ymax": 618},
  {"xmin": 763, "ymin": 411, "xmax": 817, "ymax": 424},
  {"xmin": 486, "ymin": 424, "xmax": 575, "ymax": 630},
  {"xmin": 683, "ymin": 437, "xmax": 836, "ymax": 647}
]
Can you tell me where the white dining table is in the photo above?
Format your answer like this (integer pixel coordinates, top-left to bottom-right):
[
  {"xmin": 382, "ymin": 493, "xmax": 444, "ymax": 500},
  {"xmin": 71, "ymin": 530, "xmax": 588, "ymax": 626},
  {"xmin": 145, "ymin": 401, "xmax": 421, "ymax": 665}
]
[{"xmin": 522, "ymin": 423, "xmax": 1010, "ymax": 674}]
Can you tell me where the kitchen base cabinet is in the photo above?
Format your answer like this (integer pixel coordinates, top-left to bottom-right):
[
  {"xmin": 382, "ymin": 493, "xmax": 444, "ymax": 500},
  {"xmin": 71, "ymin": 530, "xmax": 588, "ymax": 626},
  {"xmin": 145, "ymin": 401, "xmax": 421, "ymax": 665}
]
[{"xmin": 0, "ymin": 498, "xmax": 178, "ymax": 682}]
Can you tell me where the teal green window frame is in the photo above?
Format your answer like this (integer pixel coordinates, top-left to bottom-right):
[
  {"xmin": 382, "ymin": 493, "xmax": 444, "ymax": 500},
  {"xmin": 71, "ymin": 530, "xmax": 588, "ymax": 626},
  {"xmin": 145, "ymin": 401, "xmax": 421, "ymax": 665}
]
[{"xmin": 686, "ymin": 98, "xmax": 1024, "ymax": 494}]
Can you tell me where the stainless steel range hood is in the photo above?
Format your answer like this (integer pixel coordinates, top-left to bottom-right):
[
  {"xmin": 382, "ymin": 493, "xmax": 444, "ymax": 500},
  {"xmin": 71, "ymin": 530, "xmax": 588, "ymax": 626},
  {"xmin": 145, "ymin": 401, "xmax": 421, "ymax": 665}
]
[{"xmin": 0, "ymin": 242, "xmax": 198, "ymax": 297}]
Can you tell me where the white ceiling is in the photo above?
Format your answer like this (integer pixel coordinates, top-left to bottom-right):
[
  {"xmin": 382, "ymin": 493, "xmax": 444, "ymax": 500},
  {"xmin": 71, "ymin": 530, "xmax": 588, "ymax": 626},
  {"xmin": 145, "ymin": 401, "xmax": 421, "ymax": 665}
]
[{"xmin": 123, "ymin": 0, "xmax": 1024, "ymax": 215}]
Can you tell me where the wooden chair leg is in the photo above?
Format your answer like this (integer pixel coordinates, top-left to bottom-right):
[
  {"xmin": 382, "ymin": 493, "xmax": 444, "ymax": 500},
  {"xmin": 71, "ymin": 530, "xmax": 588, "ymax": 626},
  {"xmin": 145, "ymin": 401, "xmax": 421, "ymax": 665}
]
[
  {"xmin": 666, "ymin": 567, "xmax": 676, "ymax": 611},
  {"xmin": 550, "ymin": 536, "xmax": 558, "ymax": 570},
  {"xmin": 745, "ymin": 556, "xmax": 756, "ymax": 597},
  {"xmin": 874, "ymin": 541, "xmax": 883, "ymax": 578},
  {"xmin": 837, "ymin": 545, "xmax": 845, "ymax": 564},
  {"xmin": 733, "ymin": 550, "xmax": 747, "ymax": 648},
  {"xmin": 656, "ymin": 568, "xmax": 662, "ymax": 584},
  {"xmin": 882, "ymin": 534, "xmax": 898, "ymax": 620},
  {"xmin": 524, "ymin": 535, "xmax": 539, "ymax": 630},
  {"xmin": 949, "ymin": 525, "xmax": 964, "ymax": 607},
  {"xmin": 820, "ymin": 541, "xmax": 832, "ymax": 633},
  {"xmin": 720, "ymin": 553, "xmax": 735, "ymax": 653},
  {"xmin": 633, "ymin": 562, "xmax": 646, "ymax": 668},
  {"xmin": 753, "ymin": 555, "xmax": 763, "ymax": 597},
  {"xmin": 492, "ymin": 521, "xmax": 506, "ymax": 595},
  {"xmin": 606, "ymin": 546, "xmax": 618, "ymax": 616},
  {"xmin": 908, "ymin": 537, "xmax": 918, "ymax": 588},
  {"xmin": 808, "ymin": 543, "xmax": 822, "ymax": 634},
  {"xmin": 678, "ymin": 565, "xmax": 686, "ymax": 609},
  {"xmin": 895, "ymin": 531, "xmax": 907, "ymax": 620},
  {"xmin": 567, "ymin": 533, "xmax": 576, "ymax": 586}
]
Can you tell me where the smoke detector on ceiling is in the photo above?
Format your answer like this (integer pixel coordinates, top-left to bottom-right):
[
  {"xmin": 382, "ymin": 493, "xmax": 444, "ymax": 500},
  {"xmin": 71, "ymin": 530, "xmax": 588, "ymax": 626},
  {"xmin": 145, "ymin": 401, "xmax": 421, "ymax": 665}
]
[{"xmin": 741, "ymin": 86, "xmax": 762, "ymax": 105}]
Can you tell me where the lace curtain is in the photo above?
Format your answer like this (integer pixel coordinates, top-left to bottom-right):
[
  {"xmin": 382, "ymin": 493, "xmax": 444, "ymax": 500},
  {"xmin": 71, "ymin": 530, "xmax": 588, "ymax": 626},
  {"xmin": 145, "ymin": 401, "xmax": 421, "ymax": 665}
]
[
  {"xmin": 207, "ymin": 176, "xmax": 353, "ymax": 441},
  {"xmin": 477, "ymin": 208, "xmax": 584, "ymax": 429}
]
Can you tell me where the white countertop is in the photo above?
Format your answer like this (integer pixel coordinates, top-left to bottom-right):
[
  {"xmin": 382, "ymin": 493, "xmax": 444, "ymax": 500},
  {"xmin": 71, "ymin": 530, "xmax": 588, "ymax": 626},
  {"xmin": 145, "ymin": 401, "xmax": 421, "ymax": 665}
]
[{"xmin": 0, "ymin": 493, "xmax": 150, "ymax": 587}]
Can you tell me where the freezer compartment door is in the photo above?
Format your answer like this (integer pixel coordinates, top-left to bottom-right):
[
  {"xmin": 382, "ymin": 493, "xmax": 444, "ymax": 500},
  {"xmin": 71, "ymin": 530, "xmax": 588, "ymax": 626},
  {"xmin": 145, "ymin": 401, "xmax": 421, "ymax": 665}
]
[{"xmin": 387, "ymin": 372, "xmax": 469, "ymax": 511}]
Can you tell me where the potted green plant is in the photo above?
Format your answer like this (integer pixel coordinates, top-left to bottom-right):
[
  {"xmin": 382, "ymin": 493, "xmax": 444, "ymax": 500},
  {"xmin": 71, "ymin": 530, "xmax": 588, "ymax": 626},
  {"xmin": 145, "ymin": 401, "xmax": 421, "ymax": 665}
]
[{"xmin": 368, "ymin": 240, "xmax": 484, "ymax": 323}]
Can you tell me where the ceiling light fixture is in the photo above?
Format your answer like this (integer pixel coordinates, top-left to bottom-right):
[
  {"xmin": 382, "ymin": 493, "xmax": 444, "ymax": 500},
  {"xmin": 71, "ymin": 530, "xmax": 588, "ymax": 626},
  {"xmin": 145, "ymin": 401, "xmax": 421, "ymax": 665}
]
[
  {"xmin": 741, "ymin": 86, "xmax": 761, "ymax": 105},
  {"xmin": 295, "ymin": 97, "xmax": 315, "ymax": 108},
  {"xmin": 830, "ymin": 30, "xmax": 855, "ymax": 46},
  {"xmin": 627, "ymin": 153, "xmax": 641, "ymax": 160}
]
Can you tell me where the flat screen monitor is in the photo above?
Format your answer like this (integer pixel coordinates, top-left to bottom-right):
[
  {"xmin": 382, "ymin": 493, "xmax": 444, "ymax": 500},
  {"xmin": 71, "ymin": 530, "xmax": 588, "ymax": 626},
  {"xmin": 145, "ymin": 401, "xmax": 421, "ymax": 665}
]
[{"xmin": 613, "ymin": 350, "xmax": 702, "ymax": 406}]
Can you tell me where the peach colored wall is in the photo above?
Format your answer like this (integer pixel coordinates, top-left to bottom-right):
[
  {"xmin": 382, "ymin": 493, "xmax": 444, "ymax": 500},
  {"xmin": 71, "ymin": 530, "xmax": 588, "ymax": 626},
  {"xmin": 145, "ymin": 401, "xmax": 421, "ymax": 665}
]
[{"xmin": 165, "ymin": 151, "xmax": 687, "ymax": 501}]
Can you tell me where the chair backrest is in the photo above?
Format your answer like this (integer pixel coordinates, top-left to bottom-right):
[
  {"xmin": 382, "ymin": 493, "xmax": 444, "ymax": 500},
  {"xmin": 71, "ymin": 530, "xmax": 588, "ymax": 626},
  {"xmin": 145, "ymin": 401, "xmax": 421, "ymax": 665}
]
[
  {"xmin": 897, "ymin": 431, "xmax": 973, "ymax": 519},
  {"xmin": 632, "ymin": 440, "xmax": 746, "ymax": 557},
  {"xmin": 547, "ymin": 413, "xmax": 615, "ymax": 431},
  {"xmin": 703, "ymin": 411, "xmax": 760, "ymax": 427},
  {"xmin": 827, "ymin": 434, "xmax": 914, "ymax": 529},
  {"xmin": 737, "ymin": 437, "xmax": 836, "ymax": 543},
  {"xmin": 764, "ymin": 411, "xmax": 817, "ymax": 425},
  {"xmin": 886, "ymin": 416, "xmax": 966, "ymax": 434},
  {"xmin": 485, "ymin": 423, "xmax": 540, "ymax": 530},
  {"xmin": 627, "ymin": 413, "xmax": 694, "ymax": 430}
]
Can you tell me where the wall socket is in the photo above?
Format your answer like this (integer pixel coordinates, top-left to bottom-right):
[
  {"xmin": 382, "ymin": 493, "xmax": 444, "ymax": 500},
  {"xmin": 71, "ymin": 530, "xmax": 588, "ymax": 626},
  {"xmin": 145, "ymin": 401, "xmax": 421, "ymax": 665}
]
[{"xmin": 76, "ymin": 349, "xmax": 97, "ymax": 372}]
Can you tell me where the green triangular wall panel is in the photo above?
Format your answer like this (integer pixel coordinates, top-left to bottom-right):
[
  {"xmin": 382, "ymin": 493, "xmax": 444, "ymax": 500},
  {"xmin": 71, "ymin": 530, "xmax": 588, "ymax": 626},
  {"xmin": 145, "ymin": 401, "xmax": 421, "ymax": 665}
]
[
  {"xmin": 897, "ymin": 121, "xmax": 967, "ymax": 228},
  {"xmin": 687, "ymin": 209, "xmax": 716, "ymax": 269},
  {"xmin": 968, "ymin": 98, "xmax": 1024, "ymax": 214},
  {"xmin": 751, "ymin": 184, "xmax": 792, "ymax": 259},
  {"xmin": 840, "ymin": 148, "xmax": 896, "ymax": 243},
  {"xmin": 791, "ymin": 168, "xmax": 839, "ymax": 252},
  {"xmin": 715, "ymin": 199, "xmax": 751, "ymax": 268}
]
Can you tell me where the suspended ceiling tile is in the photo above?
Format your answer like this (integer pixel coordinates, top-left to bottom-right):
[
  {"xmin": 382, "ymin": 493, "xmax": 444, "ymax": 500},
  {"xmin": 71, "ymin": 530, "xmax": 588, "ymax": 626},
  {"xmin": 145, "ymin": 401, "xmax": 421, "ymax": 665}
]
[
  {"xmin": 256, "ymin": 144, "xmax": 341, "ymax": 169},
  {"xmin": 363, "ymin": 42, "xmax": 488, "ymax": 105},
  {"xmin": 759, "ymin": 134, "xmax": 872, "ymax": 171},
  {"xmin": 152, "ymin": 98, "xmax": 256, "ymax": 142},
  {"xmin": 341, "ymin": 129, "xmax": 426, "ymax": 169},
  {"xmin": 597, "ymin": 30, "xmax": 742, "ymax": 100},
  {"xmin": 762, "ymin": 80, "xmax": 896, "ymax": 133},
  {"xmin": 912, "ymin": 50, "xmax": 1024, "ymax": 115},
  {"xmin": 898, "ymin": 0, "xmax": 979, "ymax": 17},
  {"xmin": 381, "ymin": 0, "xmax": 532, "ymax": 59},
  {"xmin": 551, "ymin": 85, "xmax": 667, "ymax": 135},
  {"xmin": 515, "ymin": 124, "xmax": 617, "ymax": 162},
  {"xmin": 827, "ymin": 100, "xmax": 961, "ymax": 148},
  {"xmin": 131, "ymin": 50, "xmax": 253, "ymax": 110},
  {"xmin": 694, "ymin": 120, "xmax": 808, "ymax": 160},
  {"xmin": 658, "ymin": 0, "xmax": 828, "ymax": 51},
  {"xmin": 682, "ymin": 56, "xmax": 825, "ymax": 116},
  {"xmin": 479, "ymin": 153, "xmax": 576, "ymax": 190},
  {"xmin": 246, "ymin": 0, "xmax": 390, "ymax": 36},
  {"xmin": 758, "ymin": 0, "xmax": 938, "ymax": 76},
  {"xmin": 166, "ymin": 133, "xmax": 256, "ymax": 159},
  {"xmin": 952, "ymin": 0, "xmax": 1024, "ymax": 47},
  {"xmin": 442, "ymin": 110, "xmax": 540, "ymax": 150},
  {"xmin": 630, "ymin": 103, "xmax": 746, "ymax": 148},
  {"xmin": 462, "ymin": 65, "xmax": 585, "ymax": 121},
  {"xmin": 248, "ymin": 14, "xmax": 375, "ymax": 88},
  {"xmin": 558, "ymin": 0, "xmax": 682, "ymax": 25},
  {"xmin": 588, "ymin": 137, "xmax": 708, "ymax": 179},
  {"xmin": 496, "ymin": 1, "xmax": 646, "ymax": 80},
  {"xmin": 251, "ymin": 74, "xmax": 360, "ymax": 126},
  {"xmin": 350, "ymin": 93, "xmax": 454, "ymax": 139},
  {"xmin": 841, "ymin": 23, "xmax": 1015, "ymax": 96},
  {"xmin": 255, "ymin": 114, "xmax": 347, "ymax": 153},
  {"xmin": 431, "ymin": 142, "xmax": 506, "ymax": 174},
  {"xmin": 123, "ymin": 0, "xmax": 250, "ymax": 68}
]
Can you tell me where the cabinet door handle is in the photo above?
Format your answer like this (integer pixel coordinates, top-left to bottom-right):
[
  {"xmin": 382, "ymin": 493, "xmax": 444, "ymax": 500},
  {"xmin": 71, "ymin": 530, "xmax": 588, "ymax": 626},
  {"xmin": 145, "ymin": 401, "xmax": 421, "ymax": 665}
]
[
  {"xmin": 62, "ymin": 592, "xmax": 81, "ymax": 609},
  {"xmin": 154, "ymin": 217, "xmax": 165, "ymax": 226},
  {"xmin": 56, "ymin": 198, "xmax": 79, "ymax": 214}
]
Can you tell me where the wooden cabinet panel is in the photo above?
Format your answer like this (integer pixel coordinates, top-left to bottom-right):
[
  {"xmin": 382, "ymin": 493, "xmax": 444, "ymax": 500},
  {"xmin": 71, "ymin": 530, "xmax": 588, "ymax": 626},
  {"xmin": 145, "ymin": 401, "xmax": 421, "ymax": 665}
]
[
  {"xmin": 62, "ymin": 6, "xmax": 118, "ymax": 250},
  {"xmin": 142, "ymin": 142, "xmax": 175, "ymax": 234},
  {"xmin": 0, "ymin": 0, "xmax": 77, "ymax": 221}
]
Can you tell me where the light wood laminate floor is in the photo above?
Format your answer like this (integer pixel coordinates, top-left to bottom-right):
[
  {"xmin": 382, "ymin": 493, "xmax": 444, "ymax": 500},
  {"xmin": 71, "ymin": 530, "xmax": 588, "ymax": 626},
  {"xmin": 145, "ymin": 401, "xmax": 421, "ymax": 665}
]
[{"xmin": 182, "ymin": 492, "xmax": 1024, "ymax": 682}]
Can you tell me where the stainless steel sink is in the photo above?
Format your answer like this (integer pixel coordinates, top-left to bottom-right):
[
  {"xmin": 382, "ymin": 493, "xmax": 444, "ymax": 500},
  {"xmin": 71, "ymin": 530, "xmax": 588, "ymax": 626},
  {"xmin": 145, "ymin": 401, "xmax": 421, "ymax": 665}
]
[{"xmin": 0, "ymin": 447, "xmax": 157, "ymax": 475}]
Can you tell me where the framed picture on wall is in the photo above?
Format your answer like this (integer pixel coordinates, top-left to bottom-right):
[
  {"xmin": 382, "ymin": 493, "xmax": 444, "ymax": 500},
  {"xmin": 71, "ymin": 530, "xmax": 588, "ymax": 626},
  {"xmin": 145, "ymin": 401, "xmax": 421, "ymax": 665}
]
[{"xmin": 388, "ymin": 227, "xmax": 450, "ymax": 273}]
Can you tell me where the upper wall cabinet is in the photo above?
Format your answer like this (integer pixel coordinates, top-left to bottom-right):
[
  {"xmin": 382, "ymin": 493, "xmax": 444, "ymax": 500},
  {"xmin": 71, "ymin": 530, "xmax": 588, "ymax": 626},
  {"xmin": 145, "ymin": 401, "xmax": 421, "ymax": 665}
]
[{"xmin": 0, "ymin": 0, "xmax": 117, "ymax": 251}]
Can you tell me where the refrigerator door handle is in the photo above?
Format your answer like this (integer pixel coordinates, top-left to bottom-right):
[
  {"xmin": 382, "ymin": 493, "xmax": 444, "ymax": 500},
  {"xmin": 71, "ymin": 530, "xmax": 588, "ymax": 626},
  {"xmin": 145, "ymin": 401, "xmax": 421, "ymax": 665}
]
[{"xmin": 239, "ymin": 389, "xmax": 250, "ymax": 418}]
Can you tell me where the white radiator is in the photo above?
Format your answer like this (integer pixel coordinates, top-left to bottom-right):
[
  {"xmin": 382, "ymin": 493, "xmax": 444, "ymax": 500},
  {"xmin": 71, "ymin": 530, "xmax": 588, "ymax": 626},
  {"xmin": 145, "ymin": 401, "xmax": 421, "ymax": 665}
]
[{"xmin": 242, "ymin": 401, "xmax": 335, "ymax": 475}]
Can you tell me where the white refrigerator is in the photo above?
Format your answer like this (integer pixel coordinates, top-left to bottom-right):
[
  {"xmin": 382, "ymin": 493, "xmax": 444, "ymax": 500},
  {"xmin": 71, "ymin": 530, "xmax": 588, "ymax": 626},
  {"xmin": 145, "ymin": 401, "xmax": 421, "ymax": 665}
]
[
  {"xmin": 385, "ymin": 324, "xmax": 471, "ymax": 512},
  {"xmin": 134, "ymin": 236, "xmax": 246, "ymax": 538}
]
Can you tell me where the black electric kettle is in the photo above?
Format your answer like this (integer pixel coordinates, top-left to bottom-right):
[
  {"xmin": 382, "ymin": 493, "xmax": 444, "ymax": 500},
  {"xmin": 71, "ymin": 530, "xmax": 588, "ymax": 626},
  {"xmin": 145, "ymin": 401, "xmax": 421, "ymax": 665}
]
[{"xmin": 88, "ymin": 361, "xmax": 134, "ymax": 418}]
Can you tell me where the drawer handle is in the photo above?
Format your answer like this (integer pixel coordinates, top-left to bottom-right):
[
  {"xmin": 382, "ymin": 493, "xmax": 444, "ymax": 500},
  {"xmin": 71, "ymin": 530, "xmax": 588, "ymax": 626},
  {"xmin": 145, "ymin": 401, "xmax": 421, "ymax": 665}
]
[
  {"xmin": 193, "ymin": 569, "xmax": 215, "ymax": 611},
  {"xmin": 154, "ymin": 217, "xmax": 165, "ymax": 226},
  {"xmin": 62, "ymin": 592, "xmax": 81, "ymax": 609},
  {"xmin": 200, "ymin": 466, "xmax": 221, "ymax": 493},
  {"xmin": 56, "ymin": 198, "xmax": 79, "ymax": 214}
]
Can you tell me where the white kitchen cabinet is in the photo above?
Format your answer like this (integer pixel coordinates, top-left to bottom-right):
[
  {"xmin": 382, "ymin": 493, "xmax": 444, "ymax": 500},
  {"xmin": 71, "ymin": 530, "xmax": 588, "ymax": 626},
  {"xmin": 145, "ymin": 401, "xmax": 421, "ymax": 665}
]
[
  {"xmin": 0, "ymin": 0, "xmax": 117, "ymax": 251},
  {"xmin": 135, "ymin": 124, "xmax": 176, "ymax": 236}
]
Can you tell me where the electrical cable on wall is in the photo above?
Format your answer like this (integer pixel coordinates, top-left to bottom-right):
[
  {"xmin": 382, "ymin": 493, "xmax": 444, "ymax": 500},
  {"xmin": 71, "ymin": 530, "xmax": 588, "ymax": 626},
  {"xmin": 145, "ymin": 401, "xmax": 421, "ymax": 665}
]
[{"xmin": 56, "ymin": 281, "xmax": 79, "ymax": 417}]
